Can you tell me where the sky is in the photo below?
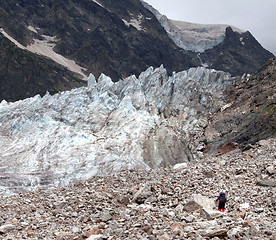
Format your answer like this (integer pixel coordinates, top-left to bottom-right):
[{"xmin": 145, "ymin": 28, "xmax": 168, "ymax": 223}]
[{"xmin": 144, "ymin": 0, "xmax": 276, "ymax": 55}]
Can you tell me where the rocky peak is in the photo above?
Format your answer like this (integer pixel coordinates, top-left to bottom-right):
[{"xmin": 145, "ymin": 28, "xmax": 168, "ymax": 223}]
[{"xmin": 199, "ymin": 27, "xmax": 274, "ymax": 76}]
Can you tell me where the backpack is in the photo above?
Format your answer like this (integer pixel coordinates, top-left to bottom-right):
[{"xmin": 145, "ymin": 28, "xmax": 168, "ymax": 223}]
[{"xmin": 220, "ymin": 193, "xmax": 226, "ymax": 203}]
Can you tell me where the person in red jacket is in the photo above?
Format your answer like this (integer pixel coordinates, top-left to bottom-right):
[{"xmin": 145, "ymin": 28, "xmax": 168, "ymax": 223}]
[{"xmin": 216, "ymin": 192, "xmax": 227, "ymax": 212}]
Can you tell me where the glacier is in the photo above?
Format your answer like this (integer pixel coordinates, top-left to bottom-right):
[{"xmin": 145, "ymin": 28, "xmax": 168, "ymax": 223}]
[
  {"xmin": 141, "ymin": 1, "xmax": 244, "ymax": 53},
  {"xmin": 0, "ymin": 66, "xmax": 235, "ymax": 195}
]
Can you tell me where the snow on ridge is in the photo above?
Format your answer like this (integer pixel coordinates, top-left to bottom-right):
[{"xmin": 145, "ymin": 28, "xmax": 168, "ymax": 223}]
[
  {"xmin": 141, "ymin": 0, "xmax": 245, "ymax": 52},
  {"xmin": 0, "ymin": 28, "xmax": 25, "ymax": 49},
  {"xmin": 0, "ymin": 66, "xmax": 235, "ymax": 195},
  {"xmin": 170, "ymin": 20, "xmax": 244, "ymax": 52},
  {"xmin": 92, "ymin": 0, "xmax": 104, "ymax": 8}
]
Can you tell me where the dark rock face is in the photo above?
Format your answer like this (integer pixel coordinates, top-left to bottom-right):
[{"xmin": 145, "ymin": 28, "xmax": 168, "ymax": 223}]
[
  {"xmin": 0, "ymin": 33, "xmax": 84, "ymax": 102},
  {"xmin": 205, "ymin": 57, "xmax": 276, "ymax": 153},
  {"xmin": 200, "ymin": 27, "xmax": 274, "ymax": 76},
  {"xmin": 0, "ymin": 0, "xmax": 198, "ymax": 79}
]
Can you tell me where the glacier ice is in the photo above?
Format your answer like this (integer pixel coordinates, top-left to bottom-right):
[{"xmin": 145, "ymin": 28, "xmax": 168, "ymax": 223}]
[
  {"xmin": 141, "ymin": 1, "xmax": 244, "ymax": 53},
  {"xmin": 0, "ymin": 66, "xmax": 236, "ymax": 195}
]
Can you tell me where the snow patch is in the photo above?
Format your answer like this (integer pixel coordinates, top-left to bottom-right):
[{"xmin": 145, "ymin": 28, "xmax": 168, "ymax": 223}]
[
  {"xmin": 122, "ymin": 14, "xmax": 145, "ymax": 31},
  {"xmin": 0, "ymin": 28, "xmax": 87, "ymax": 79},
  {"xmin": 240, "ymin": 37, "xmax": 245, "ymax": 46},
  {"xmin": 0, "ymin": 28, "xmax": 25, "ymax": 49},
  {"xmin": 92, "ymin": 0, "xmax": 104, "ymax": 8},
  {"xmin": 197, "ymin": 53, "xmax": 208, "ymax": 68},
  {"xmin": 26, "ymin": 35, "xmax": 87, "ymax": 79},
  {"xmin": 27, "ymin": 26, "xmax": 38, "ymax": 34}
]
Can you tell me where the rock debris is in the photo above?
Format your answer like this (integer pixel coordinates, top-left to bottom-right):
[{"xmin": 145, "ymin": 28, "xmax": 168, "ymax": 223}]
[{"xmin": 0, "ymin": 139, "xmax": 275, "ymax": 239}]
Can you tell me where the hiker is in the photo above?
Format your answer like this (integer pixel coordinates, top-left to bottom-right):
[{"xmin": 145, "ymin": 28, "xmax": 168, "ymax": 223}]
[{"xmin": 216, "ymin": 192, "xmax": 227, "ymax": 212}]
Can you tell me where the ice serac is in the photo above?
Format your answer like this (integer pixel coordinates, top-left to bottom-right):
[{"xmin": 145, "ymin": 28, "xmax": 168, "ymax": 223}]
[{"xmin": 0, "ymin": 67, "xmax": 235, "ymax": 195}]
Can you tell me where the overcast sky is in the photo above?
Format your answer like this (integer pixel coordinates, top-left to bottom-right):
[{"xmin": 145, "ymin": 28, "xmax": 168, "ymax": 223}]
[{"xmin": 145, "ymin": 0, "xmax": 276, "ymax": 55}]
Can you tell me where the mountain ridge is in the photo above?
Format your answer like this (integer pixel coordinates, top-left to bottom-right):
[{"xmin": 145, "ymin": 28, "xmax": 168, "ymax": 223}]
[{"xmin": 142, "ymin": 0, "xmax": 274, "ymax": 76}]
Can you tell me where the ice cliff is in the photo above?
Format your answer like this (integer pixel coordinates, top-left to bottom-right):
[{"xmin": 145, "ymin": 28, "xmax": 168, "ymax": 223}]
[{"xmin": 0, "ymin": 66, "xmax": 235, "ymax": 195}]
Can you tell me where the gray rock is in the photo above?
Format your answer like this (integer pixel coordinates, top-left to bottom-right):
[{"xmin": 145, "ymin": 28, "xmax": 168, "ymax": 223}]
[
  {"xmin": 183, "ymin": 194, "xmax": 215, "ymax": 212},
  {"xmin": 0, "ymin": 224, "xmax": 16, "ymax": 234},
  {"xmin": 201, "ymin": 228, "xmax": 228, "ymax": 237},
  {"xmin": 184, "ymin": 215, "xmax": 195, "ymax": 223},
  {"xmin": 195, "ymin": 220, "xmax": 219, "ymax": 229},
  {"xmin": 256, "ymin": 180, "xmax": 276, "ymax": 187},
  {"xmin": 227, "ymin": 227, "xmax": 243, "ymax": 238},
  {"xmin": 173, "ymin": 163, "xmax": 188, "ymax": 170},
  {"xmin": 266, "ymin": 165, "xmax": 276, "ymax": 174},
  {"xmin": 200, "ymin": 208, "xmax": 224, "ymax": 220},
  {"xmin": 100, "ymin": 212, "xmax": 113, "ymax": 222},
  {"xmin": 133, "ymin": 187, "xmax": 152, "ymax": 204},
  {"xmin": 87, "ymin": 234, "xmax": 103, "ymax": 240}
]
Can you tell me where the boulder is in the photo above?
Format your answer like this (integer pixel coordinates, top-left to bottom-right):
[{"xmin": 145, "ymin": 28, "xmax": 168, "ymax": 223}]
[
  {"xmin": 173, "ymin": 163, "xmax": 188, "ymax": 170},
  {"xmin": 87, "ymin": 234, "xmax": 103, "ymax": 240},
  {"xmin": 239, "ymin": 203, "xmax": 250, "ymax": 211},
  {"xmin": 183, "ymin": 194, "xmax": 215, "ymax": 212},
  {"xmin": 100, "ymin": 212, "xmax": 112, "ymax": 222},
  {"xmin": 201, "ymin": 228, "xmax": 228, "ymax": 237},
  {"xmin": 184, "ymin": 215, "xmax": 195, "ymax": 223},
  {"xmin": 0, "ymin": 224, "xmax": 16, "ymax": 234},
  {"xmin": 227, "ymin": 227, "xmax": 243, "ymax": 238},
  {"xmin": 266, "ymin": 165, "xmax": 276, "ymax": 174},
  {"xmin": 256, "ymin": 180, "xmax": 276, "ymax": 187},
  {"xmin": 200, "ymin": 208, "xmax": 224, "ymax": 220},
  {"xmin": 133, "ymin": 186, "xmax": 152, "ymax": 204},
  {"xmin": 195, "ymin": 220, "xmax": 219, "ymax": 229},
  {"xmin": 237, "ymin": 211, "xmax": 247, "ymax": 220}
]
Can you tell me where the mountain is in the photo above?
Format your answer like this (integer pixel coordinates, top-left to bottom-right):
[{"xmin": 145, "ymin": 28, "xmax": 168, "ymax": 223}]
[
  {"xmin": 0, "ymin": 0, "xmax": 198, "ymax": 102},
  {"xmin": 141, "ymin": 1, "xmax": 274, "ymax": 76},
  {"xmin": 200, "ymin": 27, "xmax": 275, "ymax": 76},
  {"xmin": 0, "ymin": 0, "xmax": 274, "ymax": 102}
]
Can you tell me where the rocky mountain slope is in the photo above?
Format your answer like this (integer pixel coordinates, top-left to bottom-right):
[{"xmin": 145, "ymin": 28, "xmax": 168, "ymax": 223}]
[
  {"xmin": 205, "ymin": 57, "xmax": 276, "ymax": 154},
  {"xmin": 0, "ymin": 31, "xmax": 85, "ymax": 102},
  {"xmin": 200, "ymin": 27, "xmax": 275, "ymax": 76},
  {"xmin": 0, "ymin": 0, "xmax": 198, "ymax": 101},
  {"xmin": 0, "ymin": 0, "xmax": 274, "ymax": 101},
  {"xmin": 0, "ymin": 138, "xmax": 275, "ymax": 239}
]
